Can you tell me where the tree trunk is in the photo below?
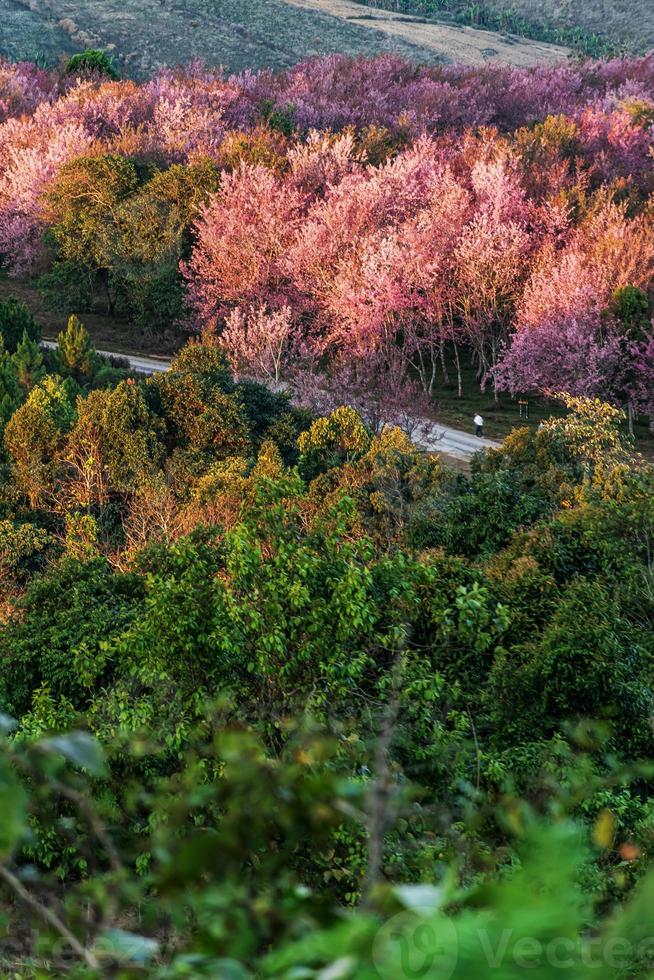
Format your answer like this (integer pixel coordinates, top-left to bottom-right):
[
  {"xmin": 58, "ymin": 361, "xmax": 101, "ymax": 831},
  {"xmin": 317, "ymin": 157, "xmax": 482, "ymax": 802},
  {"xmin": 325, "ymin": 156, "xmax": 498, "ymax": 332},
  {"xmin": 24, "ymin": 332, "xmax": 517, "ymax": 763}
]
[
  {"xmin": 490, "ymin": 338, "xmax": 499, "ymax": 404},
  {"xmin": 439, "ymin": 338, "xmax": 450, "ymax": 385},
  {"xmin": 453, "ymin": 343, "xmax": 462, "ymax": 399}
]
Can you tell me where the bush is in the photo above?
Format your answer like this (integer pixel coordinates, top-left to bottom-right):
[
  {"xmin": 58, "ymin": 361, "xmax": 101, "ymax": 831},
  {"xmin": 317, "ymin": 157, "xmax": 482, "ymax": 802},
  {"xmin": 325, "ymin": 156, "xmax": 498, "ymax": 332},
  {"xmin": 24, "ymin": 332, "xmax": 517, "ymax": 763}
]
[
  {"xmin": 0, "ymin": 557, "xmax": 143, "ymax": 714},
  {"xmin": 64, "ymin": 49, "xmax": 119, "ymax": 80},
  {"xmin": 38, "ymin": 257, "xmax": 95, "ymax": 313},
  {"xmin": 611, "ymin": 284, "xmax": 652, "ymax": 341},
  {"xmin": 0, "ymin": 297, "xmax": 40, "ymax": 354}
]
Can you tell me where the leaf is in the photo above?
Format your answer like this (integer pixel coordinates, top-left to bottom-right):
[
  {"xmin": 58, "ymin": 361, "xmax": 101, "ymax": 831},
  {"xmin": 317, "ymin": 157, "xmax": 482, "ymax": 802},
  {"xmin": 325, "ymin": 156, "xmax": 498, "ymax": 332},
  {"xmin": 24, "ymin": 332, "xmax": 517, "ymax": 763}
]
[
  {"xmin": 96, "ymin": 928, "xmax": 159, "ymax": 965},
  {"xmin": 0, "ymin": 759, "xmax": 27, "ymax": 857},
  {"xmin": 317, "ymin": 955, "xmax": 357, "ymax": 979},
  {"xmin": 603, "ymin": 866, "xmax": 654, "ymax": 950},
  {"xmin": 593, "ymin": 808, "xmax": 616, "ymax": 850},
  {"xmin": 172, "ymin": 956, "xmax": 251, "ymax": 978},
  {"xmin": 41, "ymin": 732, "xmax": 106, "ymax": 777},
  {"xmin": 0, "ymin": 713, "xmax": 18, "ymax": 736},
  {"xmin": 393, "ymin": 884, "xmax": 446, "ymax": 914}
]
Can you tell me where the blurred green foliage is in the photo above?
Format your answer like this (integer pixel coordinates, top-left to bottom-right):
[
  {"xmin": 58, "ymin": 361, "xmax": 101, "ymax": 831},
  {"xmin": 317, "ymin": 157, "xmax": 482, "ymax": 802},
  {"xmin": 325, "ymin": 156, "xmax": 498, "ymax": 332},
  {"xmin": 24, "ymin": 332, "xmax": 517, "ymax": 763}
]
[{"xmin": 0, "ymin": 338, "xmax": 653, "ymax": 974}]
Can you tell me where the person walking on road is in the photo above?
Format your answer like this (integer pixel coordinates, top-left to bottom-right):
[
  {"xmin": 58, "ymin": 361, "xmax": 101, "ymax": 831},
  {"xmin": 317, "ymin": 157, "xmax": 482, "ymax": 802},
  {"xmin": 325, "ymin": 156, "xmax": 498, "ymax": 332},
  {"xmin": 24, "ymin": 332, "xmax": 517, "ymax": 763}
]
[{"xmin": 474, "ymin": 413, "xmax": 484, "ymax": 438}]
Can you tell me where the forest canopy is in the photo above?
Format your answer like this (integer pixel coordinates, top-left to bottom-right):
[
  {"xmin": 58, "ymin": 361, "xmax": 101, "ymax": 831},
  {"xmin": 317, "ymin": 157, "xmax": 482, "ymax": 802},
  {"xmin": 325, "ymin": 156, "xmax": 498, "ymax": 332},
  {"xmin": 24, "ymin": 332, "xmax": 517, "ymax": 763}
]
[
  {"xmin": 0, "ymin": 51, "xmax": 654, "ymax": 977},
  {"xmin": 1, "ymin": 53, "xmax": 654, "ymax": 420}
]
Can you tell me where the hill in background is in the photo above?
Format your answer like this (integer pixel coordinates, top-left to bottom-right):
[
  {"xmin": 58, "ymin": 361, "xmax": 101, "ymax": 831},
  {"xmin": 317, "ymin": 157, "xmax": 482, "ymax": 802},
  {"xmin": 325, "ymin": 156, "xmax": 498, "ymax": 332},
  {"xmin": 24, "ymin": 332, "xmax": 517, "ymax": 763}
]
[
  {"xmin": 1, "ymin": 0, "xmax": 568, "ymax": 76},
  {"xmin": 470, "ymin": 0, "xmax": 654, "ymax": 55}
]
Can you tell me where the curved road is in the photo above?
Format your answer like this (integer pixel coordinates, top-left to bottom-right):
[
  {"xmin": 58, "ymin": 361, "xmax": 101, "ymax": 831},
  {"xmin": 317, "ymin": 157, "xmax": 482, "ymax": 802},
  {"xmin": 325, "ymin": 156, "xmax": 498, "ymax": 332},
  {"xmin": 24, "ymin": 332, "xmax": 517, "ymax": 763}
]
[
  {"xmin": 418, "ymin": 420, "xmax": 500, "ymax": 460},
  {"xmin": 42, "ymin": 340, "xmax": 500, "ymax": 461},
  {"xmin": 42, "ymin": 339, "xmax": 171, "ymax": 377}
]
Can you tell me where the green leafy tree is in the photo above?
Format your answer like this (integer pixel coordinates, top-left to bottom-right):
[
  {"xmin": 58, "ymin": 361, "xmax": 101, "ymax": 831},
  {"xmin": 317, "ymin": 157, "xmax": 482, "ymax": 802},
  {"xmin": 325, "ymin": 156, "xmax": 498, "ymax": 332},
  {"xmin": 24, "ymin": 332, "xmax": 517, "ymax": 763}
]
[
  {"xmin": 0, "ymin": 330, "xmax": 653, "ymax": 977},
  {"xmin": 109, "ymin": 158, "xmax": 220, "ymax": 330},
  {"xmin": 1, "ymin": 718, "xmax": 654, "ymax": 977},
  {"xmin": 41, "ymin": 157, "xmax": 219, "ymax": 331},
  {"xmin": 0, "ymin": 520, "xmax": 53, "ymax": 602},
  {"xmin": 155, "ymin": 343, "xmax": 250, "ymax": 485},
  {"xmin": 488, "ymin": 576, "xmax": 654, "ymax": 754},
  {"xmin": 95, "ymin": 381, "xmax": 166, "ymax": 495},
  {"xmin": 298, "ymin": 406, "xmax": 371, "ymax": 481},
  {"xmin": 483, "ymin": 394, "xmax": 635, "ymax": 506},
  {"xmin": 540, "ymin": 393, "xmax": 633, "ymax": 482},
  {"xmin": 3, "ymin": 376, "xmax": 77, "ymax": 508},
  {"xmin": 611, "ymin": 284, "xmax": 652, "ymax": 341},
  {"xmin": 65, "ymin": 512, "xmax": 100, "ymax": 561},
  {"xmin": 0, "ymin": 557, "xmax": 142, "ymax": 714},
  {"xmin": 64, "ymin": 380, "xmax": 165, "ymax": 503},
  {"xmin": 42, "ymin": 155, "xmax": 140, "ymax": 314}
]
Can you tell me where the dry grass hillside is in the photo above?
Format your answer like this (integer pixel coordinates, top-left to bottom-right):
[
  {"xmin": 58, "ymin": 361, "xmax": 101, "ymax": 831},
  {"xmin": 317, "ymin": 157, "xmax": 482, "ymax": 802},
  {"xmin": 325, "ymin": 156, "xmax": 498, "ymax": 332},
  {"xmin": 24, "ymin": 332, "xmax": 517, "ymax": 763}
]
[
  {"xmin": 478, "ymin": 0, "xmax": 654, "ymax": 54},
  {"xmin": 1, "ymin": 0, "xmax": 568, "ymax": 75}
]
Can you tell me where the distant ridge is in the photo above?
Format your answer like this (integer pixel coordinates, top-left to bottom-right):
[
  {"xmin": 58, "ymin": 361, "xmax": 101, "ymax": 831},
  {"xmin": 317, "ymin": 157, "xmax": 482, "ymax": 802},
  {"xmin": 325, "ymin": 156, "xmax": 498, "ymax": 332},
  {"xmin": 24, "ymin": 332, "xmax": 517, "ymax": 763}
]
[{"xmin": 1, "ymin": 0, "xmax": 568, "ymax": 76}]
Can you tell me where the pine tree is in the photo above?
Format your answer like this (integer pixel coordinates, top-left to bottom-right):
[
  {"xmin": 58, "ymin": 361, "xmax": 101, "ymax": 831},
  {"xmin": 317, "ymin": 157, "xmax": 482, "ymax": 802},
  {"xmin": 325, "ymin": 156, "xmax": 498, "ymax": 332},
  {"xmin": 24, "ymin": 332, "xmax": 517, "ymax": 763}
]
[
  {"xmin": 0, "ymin": 338, "xmax": 21, "ymax": 431},
  {"xmin": 56, "ymin": 315, "xmax": 98, "ymax": 382},
  {"xmin": 12, "ymin": 329, "xmax": 45, "ymax": 392}
]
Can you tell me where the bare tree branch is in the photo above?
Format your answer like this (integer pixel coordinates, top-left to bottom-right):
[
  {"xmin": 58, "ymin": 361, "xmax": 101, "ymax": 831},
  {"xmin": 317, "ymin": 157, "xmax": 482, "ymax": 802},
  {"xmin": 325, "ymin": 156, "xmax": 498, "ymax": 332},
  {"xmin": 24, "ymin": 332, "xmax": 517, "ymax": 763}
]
[{"xmin": 0, "ymin": 863, "xmax": 100, "ymax": 970}]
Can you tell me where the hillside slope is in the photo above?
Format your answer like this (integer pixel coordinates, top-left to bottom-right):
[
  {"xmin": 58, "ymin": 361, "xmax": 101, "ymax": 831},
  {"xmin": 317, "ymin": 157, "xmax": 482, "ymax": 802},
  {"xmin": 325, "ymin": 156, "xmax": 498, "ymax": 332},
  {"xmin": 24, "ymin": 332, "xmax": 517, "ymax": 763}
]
[
  {"xmin": 1, "ymin": 0, "xmax": 568, "ymax": 75},
  {"xmin": 479, "ymin": 0, "xmax": 653, "ymax": 54},
  {"xmin": 286, "ymin": 0, "xmax": 568, "ymax": 65}
]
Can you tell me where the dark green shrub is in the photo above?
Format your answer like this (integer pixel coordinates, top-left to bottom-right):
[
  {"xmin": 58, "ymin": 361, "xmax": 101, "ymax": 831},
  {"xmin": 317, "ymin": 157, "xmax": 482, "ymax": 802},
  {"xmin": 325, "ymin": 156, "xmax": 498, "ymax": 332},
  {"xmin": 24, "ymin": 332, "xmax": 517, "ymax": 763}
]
[
  {"xmin": 0, "ymin": 297, "xmax": 40, "ymax": 354},
  {"xmin": 0, "ymin": 557, "xmax": 143, "ymax": 715},
  {"xmin": 64, "ymin": 49, "xmax": 120, "ymax": 80},
  {"xmin": 611, "ymin": 285, "xmax": 652, "ymax": 341},
  {"xmin": 38, "ymin": 257, "xmax": 95, "ymax": 313}
]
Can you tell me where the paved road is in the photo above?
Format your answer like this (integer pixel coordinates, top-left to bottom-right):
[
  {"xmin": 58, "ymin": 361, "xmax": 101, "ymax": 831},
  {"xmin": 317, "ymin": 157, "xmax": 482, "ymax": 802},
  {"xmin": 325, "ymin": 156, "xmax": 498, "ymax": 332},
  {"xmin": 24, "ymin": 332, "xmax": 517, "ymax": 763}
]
[
  {"xmin": 418, "ymin": 422, "xmax": 500, "ymax": 460},
  {"xmin": 42, "ymin": 340, "xmax": 170, "ymax": 376},
  {"xmin": 42, "ymin": 341, "xmax": 500, "ymax": 460}
]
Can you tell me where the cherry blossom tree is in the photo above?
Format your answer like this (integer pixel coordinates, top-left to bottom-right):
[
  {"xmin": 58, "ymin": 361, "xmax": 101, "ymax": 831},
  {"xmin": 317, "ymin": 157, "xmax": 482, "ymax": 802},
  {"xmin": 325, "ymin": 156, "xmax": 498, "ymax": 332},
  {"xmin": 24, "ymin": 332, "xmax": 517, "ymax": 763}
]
[
  {"xmin": 0, "ymin": 59, "xmax": 57, "ymax": 123},
  {"xmin": 287, "ymin": 129, "xmax": 365, "ymax": 196},
  {"xmin": 1, "ymin": 50, "xmax": 654, "ymax": 426},
  {"xmin": 494, "ymin": 308, "xmax": 624, "ymax": 400},
  {"xmin": 219, "ymin": 305, "xmax": 298, "ymax": 385},
  {"xmin": 292, "ymin": 347, "xmax": 433, "ymax": 440},
  {"xmin": 454, "ymin": 212, "xmax": 531, "ymax": 397},
  {"xmin": 0, "ymin": 119, "xmax": 93, "ymax": 274},
  {"xmin": 288, "ymin": 138, "xmax": 443, "ymax": 306},
  {"xmin": 183, "ymin": 163, "xmax": 307, "ymax": 330},
  {"xmin": 318, "ymin": 167, "xmax": 470, "ymax": 395},
  {"xmin": 628, "ymin": 332, "xmax": 654, "ymax": 426},
  {"xmin": 496, "ymin": 204, "xmax": 654, "ymax": 410}
]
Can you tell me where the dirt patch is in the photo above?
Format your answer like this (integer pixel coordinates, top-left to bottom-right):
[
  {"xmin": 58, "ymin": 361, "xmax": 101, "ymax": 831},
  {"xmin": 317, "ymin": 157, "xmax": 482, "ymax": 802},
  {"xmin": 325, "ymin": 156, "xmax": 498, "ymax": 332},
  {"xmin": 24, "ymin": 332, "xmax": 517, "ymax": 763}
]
[
  {"xmin": 1, "ymin": 0, "xmax": 568, "ymax": 75},
  {"xmin": 286, "ymin": 0, "xmax": 569, "ymax": 65}
]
